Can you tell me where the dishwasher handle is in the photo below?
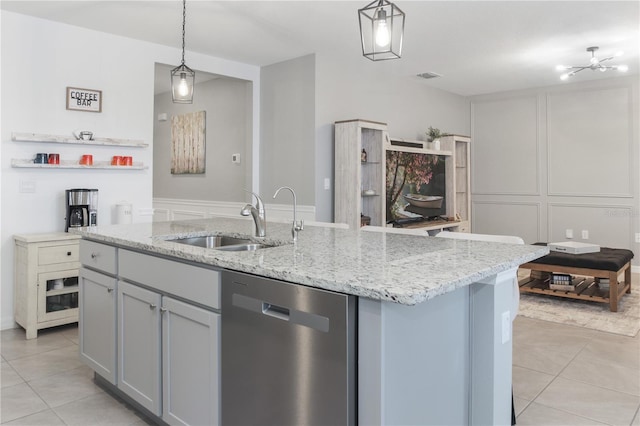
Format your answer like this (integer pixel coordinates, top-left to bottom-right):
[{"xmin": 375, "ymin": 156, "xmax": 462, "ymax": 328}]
[
  {"xmin": 231, "ymin": 293, "xmax": 329, "ymax": 332},
  {"xmin": 262, "ymin": 302, "xmax": 290, "ymax": 321}
]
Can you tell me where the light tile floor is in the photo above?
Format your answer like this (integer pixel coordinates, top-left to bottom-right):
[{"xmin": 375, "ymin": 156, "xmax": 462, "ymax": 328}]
[
  {"xmin": 1, "ymin": 313, "xmax": 639, "ymax": 425},
  {"xmin": 1, "ymin": 325, "xmax": 152, "ymax": 425}
]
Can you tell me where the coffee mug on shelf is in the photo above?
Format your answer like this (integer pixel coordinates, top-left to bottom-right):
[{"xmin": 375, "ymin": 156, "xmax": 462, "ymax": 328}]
[
  {"xmin": 79, "ymin": 154, "xmax": 93, "ymax": 165},
  {"xmin": 48, "ymin": 153, "xmax": 60, "ymax": 165},
  {"xmin": 111, "ymin": 156, "xmax": 123, "ymax": 166},
  {"xmin": 122, "ymin": 156, "xmax": 133, "ymax": 166},
  {"xmin": 34, "ymin": 153, "xmax": 48, "ymax": 164}
]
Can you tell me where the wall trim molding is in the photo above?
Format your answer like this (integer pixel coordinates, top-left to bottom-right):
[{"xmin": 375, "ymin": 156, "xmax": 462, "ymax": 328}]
[
  {"xmin": 545, "ymin": 84, "xmax": 634, "ymax": 198},
  {"xmin": 152, "ymin": 197, "xmax": 316, "ymax": 222},
  {"xmin": 471, "ymin": 200, "xmax": 542, "ymax": 242},
  {"xmin": 547, "ymin": 202, "xmax": 634, "ymax": 249},
  {"xmin": 470, "ymin": 94, "xmax": 541, "ymax": 196}
]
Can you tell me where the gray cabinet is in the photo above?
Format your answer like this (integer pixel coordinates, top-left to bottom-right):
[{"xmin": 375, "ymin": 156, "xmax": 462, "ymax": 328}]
[
  {"xmin": 118, "ymin": 249, "xmax": 220, "ymax": 426},
  {"xmin": 116, "ymin": 279, "xmax": 220, "ymax": 426},
  {"xmin": 117, "ymin": 281, "xmax": 162, "ymax": 415},
  {"xmin": 162, "ymin": 296, "xmax": 219, "ymax": 426},
  {"xmin": 79, "ymin": 267, "xmax": 117, "ymax": 384}
]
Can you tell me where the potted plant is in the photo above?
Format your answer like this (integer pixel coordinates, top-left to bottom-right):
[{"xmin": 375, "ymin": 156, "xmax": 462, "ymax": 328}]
[{"xmin": 426, "ymin": 126, "xmax": 442, "ymax": 150}]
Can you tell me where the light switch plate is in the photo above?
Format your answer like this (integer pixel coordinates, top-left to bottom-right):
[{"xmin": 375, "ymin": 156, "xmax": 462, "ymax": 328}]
[{"xmin": 19, "ymin": 180, "xmax": 36, "ymax": 193}]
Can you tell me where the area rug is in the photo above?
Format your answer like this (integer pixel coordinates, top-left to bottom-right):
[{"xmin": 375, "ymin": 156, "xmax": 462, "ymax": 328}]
[{"xmin": 518, "ymin": 292, "xmax": 640, "ymax": 337}]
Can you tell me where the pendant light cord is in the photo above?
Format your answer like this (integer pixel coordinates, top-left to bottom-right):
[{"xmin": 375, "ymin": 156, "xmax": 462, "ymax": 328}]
[{"xmin": 181, "ymin": 0, "xmax": 186, "ymax": 65}]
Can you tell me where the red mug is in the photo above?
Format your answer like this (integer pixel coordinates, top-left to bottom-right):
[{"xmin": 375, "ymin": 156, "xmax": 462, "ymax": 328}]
[
  {"xmin": 79, "ymin": 154, "xmax": 93, "ymax": 165},
  {"xmin": 122, "ymin": 156, "xmax": 133, "ymax": 166},
  {"xmin": 48, "ymin": 153, "xmax": 60, "ymax": 165},
  {"xmin": 111, "ymin": 156, "xmax": 123, "ymax": 166}
]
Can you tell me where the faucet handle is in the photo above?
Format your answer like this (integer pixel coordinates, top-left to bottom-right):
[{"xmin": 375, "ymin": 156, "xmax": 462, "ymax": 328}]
[
  {"xmin": 295, "ymin": 219, "xmax": 304, "ymax": 232},
  {"xmin": 244, "ymin": 189, "xmax": 264, "ymax": 212}
]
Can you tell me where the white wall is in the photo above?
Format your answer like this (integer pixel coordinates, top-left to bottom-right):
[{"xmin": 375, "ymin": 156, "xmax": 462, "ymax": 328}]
[
  {"xmin": 0, "ymin": 11, "xmax": 260, "ymax": 329},
  {"xmin": 470, "ymin": 75, "xmax": 639, "ymax": 264},
  {"xmin": 314, "ymin": 52, "xmax": 471, "ymax": 221},
  {"xmin": 154, "ymin": 76, "xmax": 253, "ymax": 202},
  {"xmin": 260, "ymin": 54, "xmax": 315, "ymax": 205}
]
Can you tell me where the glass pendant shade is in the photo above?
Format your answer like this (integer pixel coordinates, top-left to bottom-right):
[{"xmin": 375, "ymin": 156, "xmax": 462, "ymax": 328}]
[
  {"xmin": 171, "ymin": 64, "xmax": 195, "ymax": 103},
  {"xmin": 358, "ymin": 0, "xmax": 405, "ymax": 61}
]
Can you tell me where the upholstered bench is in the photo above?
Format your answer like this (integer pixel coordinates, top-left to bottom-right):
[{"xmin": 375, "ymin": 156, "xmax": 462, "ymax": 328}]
[{"xmin": 518, "ymin": 244, "xmax": 634, "ymax": 312}]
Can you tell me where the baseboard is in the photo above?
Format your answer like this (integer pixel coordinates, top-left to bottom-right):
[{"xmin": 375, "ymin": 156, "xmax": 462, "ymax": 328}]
[
  {"xmin": 1, "ymin": 317, "xmax": 18, "ymax": 331},
  {"xmin": 152, "ymin": 198, "xmax": 316, "ymax": 223}
]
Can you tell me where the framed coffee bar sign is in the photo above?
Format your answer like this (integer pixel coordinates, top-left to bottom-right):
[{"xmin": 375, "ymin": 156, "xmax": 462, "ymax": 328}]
[{"xmin": 66, "ymin": 87, "xmax": 102, "ymax": 113}]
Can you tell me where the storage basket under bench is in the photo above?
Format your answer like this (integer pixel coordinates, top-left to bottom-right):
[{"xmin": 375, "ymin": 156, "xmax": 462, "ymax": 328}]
[{"xmin": 518, "ymin": 244, "xmax": 634, "ymax": 312}]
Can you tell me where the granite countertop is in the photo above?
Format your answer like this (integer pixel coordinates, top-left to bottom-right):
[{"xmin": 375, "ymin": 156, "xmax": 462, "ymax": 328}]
[{"xmin": 72, "ymin": 217, "xmax": 549, "ymax": 305}]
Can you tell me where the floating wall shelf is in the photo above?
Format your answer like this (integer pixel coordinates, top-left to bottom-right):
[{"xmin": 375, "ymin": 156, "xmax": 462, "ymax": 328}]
[
  {"xmin": 12, "ymin": 132, "xmax": 148, "ymax": 148},
  {"xmin": 11, "ymin": 159, "xmax": 148, "ymax": 170}
]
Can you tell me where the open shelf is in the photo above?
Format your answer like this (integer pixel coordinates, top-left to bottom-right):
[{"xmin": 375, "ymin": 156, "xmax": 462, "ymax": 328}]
[
  {"xmin": 12, "ymin": 132, "xmax": 148, "ymax": 148},
  {"xmin": 11, "ymin": 159, "xmax": 148, "ymax": 170}
]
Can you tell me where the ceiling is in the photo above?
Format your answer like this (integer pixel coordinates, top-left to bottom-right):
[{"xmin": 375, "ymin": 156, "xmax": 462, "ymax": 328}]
[{"xmin": 2, "ymin": 1, "xmax": 638, "ymax": 96}]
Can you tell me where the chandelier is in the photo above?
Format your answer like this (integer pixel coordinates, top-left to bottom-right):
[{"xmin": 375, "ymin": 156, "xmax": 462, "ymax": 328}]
[
  {"xmin": 556, "ymin": 46, "xmax": 628, "ymax": 80},
  {"xmin": 358, "ymin": 0, "xmax": 405, "ymax": 61},
  {"xmin": 171, "ymin": 0, "xmax": 195, "ymax": 103}
]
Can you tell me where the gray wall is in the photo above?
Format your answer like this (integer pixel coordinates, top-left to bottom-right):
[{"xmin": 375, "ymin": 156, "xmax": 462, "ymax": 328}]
[
  {"xmin": 153, "ymin": 76, "xmax": 253, "ymax": 202},
  {"xmin": 260, "ymin": 55, "xmax": 315, "ymax": 204},
  {"xmin": 314, "ymin": 52, "xmax": 471, "ymax": 222},
  {"xmin": 470, "ymin": 75, "xmax": 639, "ymax": 263}
]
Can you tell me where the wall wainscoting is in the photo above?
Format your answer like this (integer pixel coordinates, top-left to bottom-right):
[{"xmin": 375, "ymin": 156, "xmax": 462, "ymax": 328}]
[{"xmin": 152, "ymin": 198, "xmax": 316, "ymax": 223}]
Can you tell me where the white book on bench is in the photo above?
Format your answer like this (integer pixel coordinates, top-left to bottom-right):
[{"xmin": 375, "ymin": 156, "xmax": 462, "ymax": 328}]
[{"xmin": 548, "ymin": 241, "xmax": 600, "ymax": 254}]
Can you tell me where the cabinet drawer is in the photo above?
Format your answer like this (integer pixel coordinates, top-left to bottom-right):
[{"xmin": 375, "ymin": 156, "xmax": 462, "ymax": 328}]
[
  {"xmin": 80, "ymin": 240, "xmax": 117, "ymax": 275},
  {"xmin": 119, "ymin": 249, "xmax": 220, "ymax": 310},
  {"xmin": 39, "ymin": 244, "xmax": 79, "ymax": 266}
]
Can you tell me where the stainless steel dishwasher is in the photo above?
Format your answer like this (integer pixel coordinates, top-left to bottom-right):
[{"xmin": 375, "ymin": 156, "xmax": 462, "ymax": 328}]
[{"xmin": 221, "ymin": 270, "xmax": 356, "ymax": 426}]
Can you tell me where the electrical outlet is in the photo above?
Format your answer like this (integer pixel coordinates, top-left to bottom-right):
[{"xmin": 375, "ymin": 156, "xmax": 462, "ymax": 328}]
[
  {"xmin": 324, "ymin": 178, "xmax": 330, "ymax": 190},
  {"xmin": 581, "ymin": 230, "xmax": 589, "ymax": 239},
  {"xmin": 565, "ymin": 229, "xmax": 573, "ymax": 239},
  {"xmin": 635, "ymin": 233, "xmax": 640, "ymax": 244},
  {"xmin": 232, "ymin": 153, "xmax": 241, "ymax": 164}
]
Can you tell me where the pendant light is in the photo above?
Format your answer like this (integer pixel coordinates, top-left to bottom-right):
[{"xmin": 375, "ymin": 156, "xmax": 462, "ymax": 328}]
[
  {"xmin": 358, "ymin": 0, "xmax": 405, "ymax": 61},
  {"xmin": 171, "ymin": 0, "xmax": 195, "ymax": 103}
]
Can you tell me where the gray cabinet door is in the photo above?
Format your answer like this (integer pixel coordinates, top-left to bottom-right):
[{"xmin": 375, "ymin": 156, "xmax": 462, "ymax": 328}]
[
  {"xmin": 117, "ymin": 281, "xmax": 162, "ymax": 416},
  {"xmin": 79, "ymin": 267, "xmax": 117, "ymax": 384},
  {"xmin": 162, "ymin": 296, "xmax": 220, "ymax": 426}
]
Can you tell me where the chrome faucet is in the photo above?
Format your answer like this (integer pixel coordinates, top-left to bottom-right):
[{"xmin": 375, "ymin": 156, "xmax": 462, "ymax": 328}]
[
  {"xmin": 273, "ymin": 186, "xmax": 303, "ymax": 242},
  {"xmin": 241, "ymin": 191, "xmax": 266, "ymax": 238}
]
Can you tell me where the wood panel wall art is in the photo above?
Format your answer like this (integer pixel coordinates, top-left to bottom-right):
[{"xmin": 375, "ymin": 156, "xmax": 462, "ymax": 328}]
[{"xmin": 171, "ymin": 111, "xmax": 206, "ymax": 174}]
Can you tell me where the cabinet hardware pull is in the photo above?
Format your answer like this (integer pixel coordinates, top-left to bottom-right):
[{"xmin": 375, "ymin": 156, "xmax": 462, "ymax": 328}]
[
  {"xmin": 160, "ymin": 307, "xmax": 167, "ymax": 313},
  {"xmin": 67, "ymin": 251, "xmax": 72, "ymax": 256},
  {"xmin": 149, "ymin": 304, "xmax": 157, "ymax": 310},
  {"xmin": 90, "ymin": 253, "xmax": 99, "ymax": 259},
  {"xmin": 107, "ymin": 288, "xmax": 114, "ymax": 293}
]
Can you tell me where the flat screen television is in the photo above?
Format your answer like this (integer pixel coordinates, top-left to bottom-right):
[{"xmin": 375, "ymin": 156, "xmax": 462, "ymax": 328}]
[{"xmin": 386, "ymin": 150, "xmax": 446, "ymax": 224}]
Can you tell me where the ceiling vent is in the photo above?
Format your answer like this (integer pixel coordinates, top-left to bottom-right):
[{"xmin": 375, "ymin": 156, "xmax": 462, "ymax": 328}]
[{"xmin": 417, "ymin": 72, "xmax": 441, "ymax": 79}]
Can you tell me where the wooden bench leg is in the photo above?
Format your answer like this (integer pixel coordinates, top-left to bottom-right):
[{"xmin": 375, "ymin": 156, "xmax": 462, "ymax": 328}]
[
  {"xmin": 625, "ymin": 265, "xmax": 631, "ymax": 294},
  {"xmin": 609, "ymin": 271, "xmax": 618, "ymax": 312}
]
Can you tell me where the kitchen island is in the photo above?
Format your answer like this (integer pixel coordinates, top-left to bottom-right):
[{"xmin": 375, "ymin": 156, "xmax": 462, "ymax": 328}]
[{"xmin": 73, "ymin": 217, "xmax": 548, "ymax": 425}]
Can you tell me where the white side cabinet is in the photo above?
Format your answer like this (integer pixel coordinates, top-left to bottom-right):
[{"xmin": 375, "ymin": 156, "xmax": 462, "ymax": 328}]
[
  {"xmin": 79, "ymin": 240, "xmax": 118, "ymax": 384},
  {"xmin": 14, "ymin": 233, "xmax": 81, "ymax": 339}
]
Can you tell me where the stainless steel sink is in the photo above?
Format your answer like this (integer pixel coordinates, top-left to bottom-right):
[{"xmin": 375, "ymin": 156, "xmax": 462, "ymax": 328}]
[{"xmin": 168, "ymin": 235, "xmax": 270, "ymax": 251}]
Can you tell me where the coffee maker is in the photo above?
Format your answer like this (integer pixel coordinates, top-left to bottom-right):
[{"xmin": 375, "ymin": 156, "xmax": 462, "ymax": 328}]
[{"xmin": 65, "ymin": 189, "xmax": 98, "ymax": 231}]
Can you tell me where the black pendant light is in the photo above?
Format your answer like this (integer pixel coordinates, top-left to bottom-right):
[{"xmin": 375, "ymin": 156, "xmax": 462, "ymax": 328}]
[
  {"xmin": 358, "ymin": 0, "xmax": 405, "ymax": 61},
  {"xmin": 171, "ymin": 0, "xmax": 195, "ymax": 103}
]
